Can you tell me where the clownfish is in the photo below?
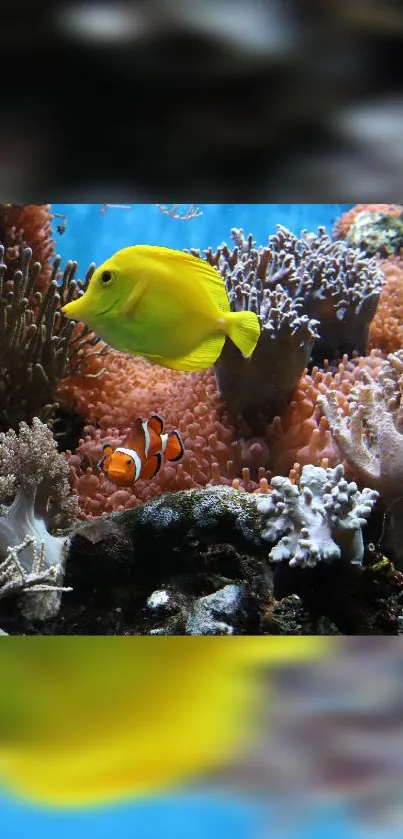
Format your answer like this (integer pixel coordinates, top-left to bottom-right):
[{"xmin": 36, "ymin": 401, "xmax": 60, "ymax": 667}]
[{"xmin": 98, "ymin": 414, "xmax": 184, "ymax": 487}]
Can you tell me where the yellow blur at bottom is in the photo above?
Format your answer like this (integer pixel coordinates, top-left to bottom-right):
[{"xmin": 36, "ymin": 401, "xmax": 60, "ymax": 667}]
[{"xmin": 0, "ymin": 637, "xmax": 331, "ymax": 809}]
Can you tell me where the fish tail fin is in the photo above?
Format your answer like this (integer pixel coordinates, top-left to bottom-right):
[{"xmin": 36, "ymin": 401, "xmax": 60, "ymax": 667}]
[
  {"xmin": 224, "ymin": 311, "xmax": 260, "ymax": 358},
  {"xmin": 164, "ymin": 431, "xmax": 185, "ymax": 462}
]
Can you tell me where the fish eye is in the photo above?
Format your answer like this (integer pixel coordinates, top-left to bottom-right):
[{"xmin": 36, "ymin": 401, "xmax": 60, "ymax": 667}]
[
  {"xmin": 100, "ymin": 270, "xmax": 114, "ymax": 285},
  {"xmin": 126, "ymin": 459, "xmax": 132, "ymax": 465}
]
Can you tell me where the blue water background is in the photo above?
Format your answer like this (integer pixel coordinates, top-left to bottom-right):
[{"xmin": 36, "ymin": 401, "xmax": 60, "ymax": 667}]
[
  {"xmin": 51, "ymin": 204, "xmax": 353, "ymax": 271},
  {"xmin": 3, "ymin": 203, "xmax": 372, "ymax": 839},
  {"xmin": 0, "ymin": 790, "xmax": 376, "ymax": 839}
]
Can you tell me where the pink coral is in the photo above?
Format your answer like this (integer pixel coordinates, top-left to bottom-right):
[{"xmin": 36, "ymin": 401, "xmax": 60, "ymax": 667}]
[
  {"xmin": 60, "ymin": 352, "xmax": 272, "ymax": 516},
  {"xmin": 368, "ymin": 256, "xmax": 403, "ymax": 354},
  {"xmin": 59, "ymin": 345, "xmax": 389, "ymax": 518}
]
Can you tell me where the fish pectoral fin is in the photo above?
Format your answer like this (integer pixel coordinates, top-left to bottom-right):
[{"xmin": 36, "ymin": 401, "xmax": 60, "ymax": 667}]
[
  {"xmin": 121, "ymin": 276, "xmax": 148, "ymax": 318},
  {"xmin": 141, "ymin": 453, "xmax": 162, "ymax": 480}
]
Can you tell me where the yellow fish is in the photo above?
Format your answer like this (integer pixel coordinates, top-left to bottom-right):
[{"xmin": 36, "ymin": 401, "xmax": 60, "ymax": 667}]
[
  {"xmin": 61, "ymin": 246, "xmax": 260, "ymax": 371},
  {"xmin": 0, "ymin": 637, "xmax": 329, "ymax": 808}
]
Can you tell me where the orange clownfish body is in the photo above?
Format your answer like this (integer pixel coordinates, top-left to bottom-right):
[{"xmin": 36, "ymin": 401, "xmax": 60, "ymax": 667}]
[{"xmin": 98, "ymin": 414, "xmax": 184, "ymax": 487}]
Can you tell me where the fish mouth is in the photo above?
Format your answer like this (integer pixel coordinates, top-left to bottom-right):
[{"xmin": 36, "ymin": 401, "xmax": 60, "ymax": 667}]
[{"xmin": 96, "ymin": 299, "xmax": 119, "ymax": 317}]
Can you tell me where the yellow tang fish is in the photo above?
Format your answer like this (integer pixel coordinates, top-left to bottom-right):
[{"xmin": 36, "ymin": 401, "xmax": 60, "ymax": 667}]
[
  {"xmin": 0, "ymin": 637, "xmax": 330, "ymax": 809},
  {"xmin": 61, "ymin": 246, "xmax": 261, "ymax": 371}
]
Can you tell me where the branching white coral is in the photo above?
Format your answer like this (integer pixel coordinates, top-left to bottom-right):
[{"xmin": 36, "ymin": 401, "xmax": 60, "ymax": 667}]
[
  {"xmin": 318, "ymin": 351, "xmax": 403, "ymax": 505},
  {"xmin": 0, "ymin": 536, "xmax": 72, "ymax": 620},
  {"xmin": 0, "ymin": 417, "xmax": 79, "ymax": 619},
  {"xmin": 257, "ymin": 464, "xmax": 378, "ymax": 569}
]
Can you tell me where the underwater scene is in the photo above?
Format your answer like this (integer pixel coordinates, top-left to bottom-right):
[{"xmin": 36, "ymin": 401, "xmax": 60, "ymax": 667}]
[
  {"xmin": 2, "ymin": 202, "xmax": 403, "ymax": 636},
  {"xmin": 3, "ymin": 206, "xmax": 403, "ymax": 839}
]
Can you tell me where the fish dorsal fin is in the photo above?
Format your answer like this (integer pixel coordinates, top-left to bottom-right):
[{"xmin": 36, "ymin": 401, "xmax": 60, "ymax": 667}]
[
  {"xmin": 148, "ymin": 414, "xmax": 164, "ymax": 434},
  {"xmin": 141, "ymin": 453, "xmax": 161, "ymax": 480},
  {"xmin": 98, "ymin": 443, "xmax": 113, "ymax": 471},
  {"xmin": 133, "ymin": 246, "xmax": 230, "ymax": 315},
  {"xmin": 122, "ymin": 419, "xmax": 146, "ymax": 454}
]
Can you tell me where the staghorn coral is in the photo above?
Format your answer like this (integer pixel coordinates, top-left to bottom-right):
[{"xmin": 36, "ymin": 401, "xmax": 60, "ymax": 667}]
[
  {"xmin": 334, "ymin": 204, "xmax": 403, "ymax": 241},
  {"xmin": 257, "ymin": 463, "xmax": 378, "ymax": 570},
  {"xmin": 0, "ymin": 203, "xmax": 56, "ymax": 296},
  {"xmin": 0, "ymin": 243, "xmax": 107, "ymax": 432},
  {"xmin": 0, "ymin": 417, "xmax": 79, "ymax": 619},
  {"xmin": 189, "ymin": 226, "xmax": 382, "ymax": 428}
]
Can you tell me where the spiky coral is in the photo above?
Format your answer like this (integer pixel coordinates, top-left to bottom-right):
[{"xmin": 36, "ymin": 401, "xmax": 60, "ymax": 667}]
[
  {"xmin": 189, "ymin": 226, "xmax": 382, "ymax": 427},
  {"xmin": 193, "ymin": 227, "xmax": 319, "ymax": 425},
  {"xmin": 263, "ymin": 225, "xmax": 382, "ymax": 362},
  {"xmin": 0, "ymin": 243, "xmax": 106, "ymax": 431}
]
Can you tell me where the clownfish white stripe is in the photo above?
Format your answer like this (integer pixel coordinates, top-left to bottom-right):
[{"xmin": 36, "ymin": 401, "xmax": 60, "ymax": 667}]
[
  {"xmin": 115, "ymin": 447, "xmax": 142, "ymax": 482},
  {"xmin": 160, "ymin": 433, "xmax": 168, "ymax": 454},
  {"xmin": 142, "ymin": 420, "xmax": 151, "ymax": 458}
]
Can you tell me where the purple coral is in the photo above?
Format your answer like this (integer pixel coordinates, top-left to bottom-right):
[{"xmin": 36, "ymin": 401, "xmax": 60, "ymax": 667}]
[
  {"xmin": 268, "ymin": 225, "xmax": 383, "ymax": 363},
  {"xmin": 190, "ymin": 225, "xmax": 382, "ymax": 429},
  {"xmin": 191, "ymin": 228, "xmax": 319, "ymax": 428}
]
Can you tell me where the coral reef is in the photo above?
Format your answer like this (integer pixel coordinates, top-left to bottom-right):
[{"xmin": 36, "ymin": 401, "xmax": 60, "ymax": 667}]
[
  {"xmin": 59, "ymin": 356, "xmax": 250, "ymax": 516},
  {"xmin": 0, "ymin": 417, "xmax": 78, "ymax": 621},
  {"xmin": 257, "ymin": 463, "xmax": 378, "ymax": 570},
  {"xmin": 4, "ymin": 206, "xmax": 403, "ymax": 637},
  {"xmin": 259, "ymin": 350, "xmax": 385, "ymax": 476},
  {"xmin": 333, "ymin": 204, "xmax": 403, "ymax": 241},
  {"xmin": 0, "ymin": 242, "xmax": 106, "ymax": 432},
  {"xmin": 0, "ymin": 203, "xmax": 56, "ymax": 296},
  {"xmin": 345, "ymin": 210, "xmax": 403, "ymax": 258},
  {"xmin": 368, "ymin": 256, "xmax": 403, "ymax": 353},
  {"xmin": 318, "ymin": 351, "xmax": 403, "ymax": 564},
  {"xmin": 59, "ymin": 345, "xmax": 390, "ymax": 518},
  {"xmin": 318, "ymin": 352, "xmax": 403, "ymax": 503},
  {"xmin": 190, "ymin": 226, "xmax": 382, "ymax": 427},
  {"xmin": 0, "ymin": 473, "xmax": 377, "ymax": 635}
]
